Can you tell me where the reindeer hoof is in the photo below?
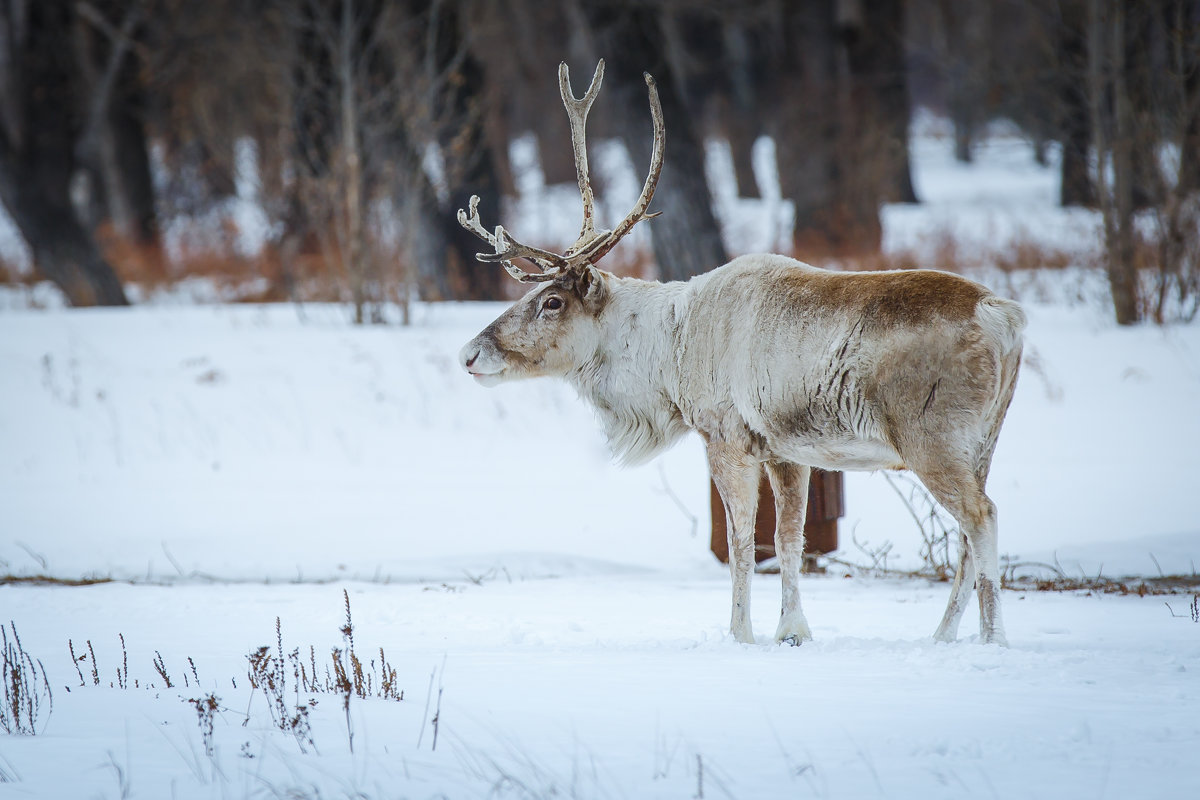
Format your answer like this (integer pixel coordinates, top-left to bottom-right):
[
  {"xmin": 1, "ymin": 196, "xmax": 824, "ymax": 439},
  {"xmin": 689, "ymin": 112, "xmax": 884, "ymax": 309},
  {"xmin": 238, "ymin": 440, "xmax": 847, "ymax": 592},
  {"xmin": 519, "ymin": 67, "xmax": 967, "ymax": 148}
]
[
  {"xmin": 774, "ymin": 613, "xmax": 813, "ymax": 645},
  {"xmin": 772, "ymin": 614, "xmax": 811, "ymax": 642}
]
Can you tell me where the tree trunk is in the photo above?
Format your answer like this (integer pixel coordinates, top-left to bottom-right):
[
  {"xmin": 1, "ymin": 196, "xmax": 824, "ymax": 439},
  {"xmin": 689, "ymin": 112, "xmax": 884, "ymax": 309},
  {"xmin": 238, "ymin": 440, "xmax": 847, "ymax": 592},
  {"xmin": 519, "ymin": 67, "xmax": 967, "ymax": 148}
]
[
  {"xmin": 667, "ymin": 10, "xmax": 762, "ymax": 199},
  {"xmin": 109, "ymin": 62, "xmax": 160, "ymax": 248},
  {"xmin": 939, "ymin": 0, "xmax": 989, "ymax": 164},
  {"xmin": 0, "ymin": 2, "xmax": 128, "ymax": 306},
  {"xmin": 0, "ymin": 159, "xmax": 128, "ymax": 306},
  {"xmin": 1124, "ymin": 0, "xmax": 1162, "ymax": 210},
  {"xmin": 1091, "ymin": 0, "xmax": 1140, "ymax": 324},
  {"xmin": 1109, "ymin": 0, "xmax": 1139, "ymax": 324},
  {"xmin": 833, "ymin": 1, "xmax": 887, "ymax": 249},
  {"xmin": 536, "ymin": 121, "xmax": 582, "ymax": 186},
  {"xmin": 339, "ymin": 0, "xmax": 370, "ymax": 324},
  {"xmin": 722, "ymin": 100, "xmax": 762, "ymax": 199},
  {"xmin": 851, "ymin": 0, "xmax": 918, "ymax": 204},
  {"xmin": 381, "ymin": 117, "xmax": 452, "ymax": 302},
  {"xmin": 435, "ymin": 2, "xmax": 506, "ymax": 300},
  {"xmin": 772, "ymin": 1, "xmax": 840, "ymax": 256},
  {"xmin": 441, "ymin": 88, "xmax": 506, "ymax": 300},
  {"xmin": 773, "ymin": 0, "xmax": 888, "ymax": 257},
  {"xmin": 1177, "ymin": 0, "xmax": 1200, "ymax": 196},
  {"xmin": 87, "ymin": 34, "xmax": 163, "ymax": 281},
  {"xmin": 718, "ymin": 24, "xmax": 762, "ymax": 199},
  {"xmin": 1059, "ymin": 2, "xmax": 1097, "ymax": 207},
  {"xmin": 583, "ymin": 4, "xmax": 728, "ymax": 281}
]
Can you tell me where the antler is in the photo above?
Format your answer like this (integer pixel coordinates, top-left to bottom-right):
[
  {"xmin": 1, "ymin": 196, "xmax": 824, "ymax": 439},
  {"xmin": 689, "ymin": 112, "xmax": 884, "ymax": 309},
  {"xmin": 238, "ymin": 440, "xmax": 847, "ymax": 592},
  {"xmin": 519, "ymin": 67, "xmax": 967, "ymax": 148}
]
[
  {"xmin": 559, "ymin": 60, "xmax": 605, "ymax": 257},
  {"xmin": 456, "ymin": 60, "xmax": 666, "ymax": 283},
  {"xmin": 457, "ymin": 195, "xmax": 568, "ymax": 283},
  {"xmin": 574, "ymin": 71, "xmax": 664, "ymax": 266}
]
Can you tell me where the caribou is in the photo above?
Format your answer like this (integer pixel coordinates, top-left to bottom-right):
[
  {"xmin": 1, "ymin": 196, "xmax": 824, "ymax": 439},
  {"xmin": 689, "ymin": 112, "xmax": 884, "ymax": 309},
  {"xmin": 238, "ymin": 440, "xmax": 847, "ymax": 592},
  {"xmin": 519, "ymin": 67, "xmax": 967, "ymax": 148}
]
[{"xmin": 458, "ymin": 60, "xmax": 1025, "ymax": 646}]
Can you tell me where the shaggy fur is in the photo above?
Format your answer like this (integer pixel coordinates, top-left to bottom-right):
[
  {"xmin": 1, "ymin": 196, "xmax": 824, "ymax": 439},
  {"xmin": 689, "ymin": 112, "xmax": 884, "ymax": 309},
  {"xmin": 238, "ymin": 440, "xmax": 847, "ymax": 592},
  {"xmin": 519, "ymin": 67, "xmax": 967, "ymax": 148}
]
[{"xmin": 461, "ymin": 253, "xmax": 1025, "ymax": 646}]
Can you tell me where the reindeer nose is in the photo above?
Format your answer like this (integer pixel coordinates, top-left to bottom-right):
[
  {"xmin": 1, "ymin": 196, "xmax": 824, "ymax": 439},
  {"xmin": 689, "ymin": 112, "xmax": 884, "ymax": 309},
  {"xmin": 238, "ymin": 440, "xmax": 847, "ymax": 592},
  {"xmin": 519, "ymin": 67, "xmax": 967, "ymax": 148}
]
[{"xmin": 464, "ymin": 349, "xmax": 479, "ymax": 369}]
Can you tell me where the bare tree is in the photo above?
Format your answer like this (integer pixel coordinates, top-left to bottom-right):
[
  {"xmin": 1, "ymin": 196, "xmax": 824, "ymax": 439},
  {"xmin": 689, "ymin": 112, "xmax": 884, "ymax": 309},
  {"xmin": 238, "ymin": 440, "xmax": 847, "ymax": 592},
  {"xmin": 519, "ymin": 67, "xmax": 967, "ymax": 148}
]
[
  {"xmin": 0, "ymin": 1, "xmax": 128, "ymax": 305},
  {"xmin": 768, "ymin": 1, "xmax": 842, "ymax": 255},
  {"xmin": 767, "ymin": 0, "xmax": 909, "ymax": 257},
  {"xmin": 1084, "ymin": 0, "xmax": 1200, "ymax": 325},
  {"xmin": 1145, "ymin": 0, "xmax": 1200, "ymax": 322},
  {"xmin": 272, "ymin": 0, "xmax": 479, "ymax": 320},
  {"xmin": 1057, "ymin": 0, "xmax": 1098, "ymax": 206},
  {"xmin": 430, "ymin": 0, "xmax": 507, "ymax": 300},
  {"xmin": 934, "ymin": 0, "xmax": 991, "ymax": 163},
  {"xmin": 1089, "ymin": 0, "xmax": 1139, "ymax": 324},
  {"xmin": 665, "ymin": 9, "xmax": 763, "ymax": 199},
  {"xmin": 580, "ymin": 1, "xmax": 729, "ymax": 281},
  {"xmin": 841, "ymin": 0, "xmax": 918, "ymax": 204}
]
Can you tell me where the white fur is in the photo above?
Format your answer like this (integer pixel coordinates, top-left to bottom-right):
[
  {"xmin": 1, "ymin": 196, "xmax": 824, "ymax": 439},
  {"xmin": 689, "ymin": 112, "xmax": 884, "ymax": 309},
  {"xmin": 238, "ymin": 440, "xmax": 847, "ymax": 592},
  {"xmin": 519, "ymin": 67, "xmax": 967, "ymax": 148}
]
[{"xmin": 462, "ymin": 253, "xmax": 1025, "ymax": 646}]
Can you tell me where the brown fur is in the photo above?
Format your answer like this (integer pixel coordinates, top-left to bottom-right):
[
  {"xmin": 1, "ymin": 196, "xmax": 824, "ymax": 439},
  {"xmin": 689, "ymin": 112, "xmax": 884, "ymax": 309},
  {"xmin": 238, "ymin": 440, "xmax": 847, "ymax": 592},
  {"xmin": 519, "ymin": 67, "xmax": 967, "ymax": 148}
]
[{"xmin": 774, "ymin": 268, "xmax": 987, "ymax": 329}]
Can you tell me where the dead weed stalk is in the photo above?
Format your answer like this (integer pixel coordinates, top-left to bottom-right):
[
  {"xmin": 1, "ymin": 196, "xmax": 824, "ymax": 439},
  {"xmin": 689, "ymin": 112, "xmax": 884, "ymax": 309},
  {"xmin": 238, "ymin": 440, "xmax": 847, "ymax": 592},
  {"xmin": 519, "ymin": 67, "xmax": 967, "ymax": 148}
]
[
  {"xmin": 2, "ymin": 622, "xmax": 52, "ymax": 735},
  {"xmin": 245, "ymin": 590, "xmax": 404, "ymax": 755}
]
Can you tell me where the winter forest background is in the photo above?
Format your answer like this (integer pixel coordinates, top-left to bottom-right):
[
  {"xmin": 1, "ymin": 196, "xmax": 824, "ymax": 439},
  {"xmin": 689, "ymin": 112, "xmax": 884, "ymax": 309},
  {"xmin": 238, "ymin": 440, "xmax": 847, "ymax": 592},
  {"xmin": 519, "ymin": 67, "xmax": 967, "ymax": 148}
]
[
  {"xmin": 3, "ymin": 2, "xmax": 1200, "ymax": 798},
  {"xmin": 2, "ymin": 0, "xmax": 1198, "ymax": 324}
]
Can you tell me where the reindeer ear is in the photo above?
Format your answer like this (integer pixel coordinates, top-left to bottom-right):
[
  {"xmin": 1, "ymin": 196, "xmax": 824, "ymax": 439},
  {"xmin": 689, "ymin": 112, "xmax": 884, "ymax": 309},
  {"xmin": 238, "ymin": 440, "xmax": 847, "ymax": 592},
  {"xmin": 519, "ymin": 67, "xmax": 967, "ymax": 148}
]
[{"xmin": 575, "ymin": 265, "xmax": 606, "ymax": 306}]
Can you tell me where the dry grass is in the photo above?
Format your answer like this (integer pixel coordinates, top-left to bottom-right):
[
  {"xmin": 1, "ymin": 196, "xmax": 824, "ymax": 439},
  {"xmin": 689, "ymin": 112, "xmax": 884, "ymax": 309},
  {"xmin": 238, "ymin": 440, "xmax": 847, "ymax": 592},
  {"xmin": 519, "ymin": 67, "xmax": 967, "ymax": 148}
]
[
  {"xmin": 243, "ymin": 589, "xmax": 403, "ymax": 754},
  {"xmin": 2, "ymin": 622, "xmax": 52, "ymax": 736},
  {"xmin": 992, "ymin": 238, "xmax": 1075, "ymax": 273},
  {"xmin": 1, "ymin": 575, "xmax": 114, "ymax": 587},
  {"xmin": 56, "ymin": 590, "xmax": 406, "ymax": 757},
  {"xmin": 796, "ymin": 227, "xmax": 1081, "ymax": 277},
  {"xmin": 0, "ymin": 221, "xmax": 1106, "ymax": 304},
  {"xmin": 1001, "ymin": 567, "xmax": 1200, "ymax": 597}
]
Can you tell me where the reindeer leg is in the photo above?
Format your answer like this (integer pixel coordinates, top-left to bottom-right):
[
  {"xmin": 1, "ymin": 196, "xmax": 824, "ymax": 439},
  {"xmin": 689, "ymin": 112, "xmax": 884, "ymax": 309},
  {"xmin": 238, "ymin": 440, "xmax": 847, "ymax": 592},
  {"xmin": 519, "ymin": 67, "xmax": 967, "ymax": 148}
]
[
  {"xmin": 708, "ymin": 444, "xmax": 761, "ymax": 644},
  {"xmin": 966, "ymin": 494, "xmax": 1007, "ymax": 646},
  {"xmin": 933, "ymin": 531, "xmax": 975, "ymax": 643},
  {"xmin": 765, "ymin": 461, "xmax": 814, "ymax": 645},
  {"xmin": 916, "ymin": 465, "xmax": 1008, "ymax": 647}
]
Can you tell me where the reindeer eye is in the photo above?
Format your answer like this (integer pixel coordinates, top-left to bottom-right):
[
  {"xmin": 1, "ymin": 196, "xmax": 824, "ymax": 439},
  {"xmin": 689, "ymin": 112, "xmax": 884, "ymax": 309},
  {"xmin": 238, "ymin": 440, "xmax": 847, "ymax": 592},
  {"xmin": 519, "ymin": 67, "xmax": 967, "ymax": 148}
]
[{"xmin": 543, "ymin": 296, "xmax": 564, "ymax": 311}]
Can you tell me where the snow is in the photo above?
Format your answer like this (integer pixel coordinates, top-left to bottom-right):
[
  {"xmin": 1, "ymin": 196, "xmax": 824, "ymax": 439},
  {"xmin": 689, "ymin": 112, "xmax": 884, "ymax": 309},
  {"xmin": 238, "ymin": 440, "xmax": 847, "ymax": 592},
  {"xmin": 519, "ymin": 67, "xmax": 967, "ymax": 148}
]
[
  {"xmin": 2, "ymin": 124, "xmax": 1200, "ymax": 798},
  {"xmin": 3, "ymin": 579, "xmax": 1198, "ymax": 797}
]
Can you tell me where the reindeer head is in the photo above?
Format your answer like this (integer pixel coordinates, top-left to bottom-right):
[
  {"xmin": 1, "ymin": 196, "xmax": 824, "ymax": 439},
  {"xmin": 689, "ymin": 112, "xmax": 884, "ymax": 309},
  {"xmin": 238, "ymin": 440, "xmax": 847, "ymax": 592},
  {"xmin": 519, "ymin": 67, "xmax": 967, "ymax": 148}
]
[{"xmin": 458, "ymin": 60, "xmax": 664, "ymax": 386}]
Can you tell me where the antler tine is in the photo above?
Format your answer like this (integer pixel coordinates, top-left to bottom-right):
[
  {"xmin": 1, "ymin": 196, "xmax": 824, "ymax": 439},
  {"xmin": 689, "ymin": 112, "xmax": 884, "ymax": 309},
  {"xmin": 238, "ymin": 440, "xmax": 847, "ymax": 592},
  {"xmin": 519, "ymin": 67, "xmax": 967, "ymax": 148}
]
[
  {"xmin": 578, "ymin": 71, "xmax": 665, "ymax": 267},
  {"xmin": 559, "ymin": 60, "xmax": 605, "ymax": 257},
  {"xmin": 456, "ymin": 195, "xmax": 497, "ymax": 248},
  {"xmin": 456, "ymin": 194, "xmax": 568, "ymax": 282}
]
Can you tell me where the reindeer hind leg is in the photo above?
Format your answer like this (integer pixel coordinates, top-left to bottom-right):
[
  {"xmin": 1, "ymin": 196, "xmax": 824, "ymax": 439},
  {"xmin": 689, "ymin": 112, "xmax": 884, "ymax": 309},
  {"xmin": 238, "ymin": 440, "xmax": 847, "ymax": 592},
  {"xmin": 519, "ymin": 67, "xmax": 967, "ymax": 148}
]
[
  {"xmin": 912, "ymin": 460, "xmax": 1007, "ymax": 647},
  {"xmin": 933, "ymin": 530, "xmax": 975, "ymax": 643}
]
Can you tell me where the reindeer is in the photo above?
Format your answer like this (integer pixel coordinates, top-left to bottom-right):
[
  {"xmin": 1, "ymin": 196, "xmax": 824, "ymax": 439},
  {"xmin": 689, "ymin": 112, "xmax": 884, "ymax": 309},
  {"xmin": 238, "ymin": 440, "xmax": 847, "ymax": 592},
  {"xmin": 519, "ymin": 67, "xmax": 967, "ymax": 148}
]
[{"xmin": 458, "ymin": 60, "xmax": 1025, "ymax": 647}]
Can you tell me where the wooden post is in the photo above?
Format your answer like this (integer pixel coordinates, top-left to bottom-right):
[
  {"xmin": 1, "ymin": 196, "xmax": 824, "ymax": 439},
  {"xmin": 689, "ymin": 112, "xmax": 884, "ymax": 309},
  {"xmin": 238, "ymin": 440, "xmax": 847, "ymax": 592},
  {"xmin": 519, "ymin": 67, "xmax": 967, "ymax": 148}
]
[{"xmin": 709, "ymin": 469, "xmax": 843, "ymax": 567}]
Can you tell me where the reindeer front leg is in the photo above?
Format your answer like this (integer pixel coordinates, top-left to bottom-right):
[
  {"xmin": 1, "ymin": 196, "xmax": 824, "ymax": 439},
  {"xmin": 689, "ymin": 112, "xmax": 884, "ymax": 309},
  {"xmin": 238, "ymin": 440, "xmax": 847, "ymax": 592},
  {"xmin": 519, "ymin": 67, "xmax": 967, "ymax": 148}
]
[
  {"xmin": 708, "ymin": 444, "xmax": 762, "ymax": 644},
  {"xmin": 765, "ymin": 461, "xmax": 814, "ymax": 645}
]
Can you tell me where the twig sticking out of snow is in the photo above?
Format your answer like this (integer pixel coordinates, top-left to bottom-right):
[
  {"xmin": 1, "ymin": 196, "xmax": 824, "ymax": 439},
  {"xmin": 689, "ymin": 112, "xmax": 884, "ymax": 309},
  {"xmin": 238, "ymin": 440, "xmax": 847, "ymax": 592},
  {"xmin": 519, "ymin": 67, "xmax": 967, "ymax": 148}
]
[{"xmin": 1, "ymin": 622, "xmax": 52, "ymax": 736}]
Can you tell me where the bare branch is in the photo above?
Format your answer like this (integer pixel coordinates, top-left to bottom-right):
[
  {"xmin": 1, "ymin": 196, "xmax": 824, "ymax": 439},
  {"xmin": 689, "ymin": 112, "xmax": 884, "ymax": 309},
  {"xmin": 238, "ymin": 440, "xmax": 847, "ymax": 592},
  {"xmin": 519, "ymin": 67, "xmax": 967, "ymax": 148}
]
[
  {"xmin": 75, "ymin": 1, "xmax": 150, "ymax": 62},
  {"xmin": 75, "ymin": 0, "xmax": 146, "ymax": 157}
]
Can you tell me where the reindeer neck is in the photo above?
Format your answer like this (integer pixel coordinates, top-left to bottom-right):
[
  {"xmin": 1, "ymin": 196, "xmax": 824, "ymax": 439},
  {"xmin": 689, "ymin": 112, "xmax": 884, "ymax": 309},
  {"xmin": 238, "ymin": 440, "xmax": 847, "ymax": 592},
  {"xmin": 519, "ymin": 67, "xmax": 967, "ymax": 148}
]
[{"xmin": 567, "ymin": 277, "xmax": 691, "ymax": 465}]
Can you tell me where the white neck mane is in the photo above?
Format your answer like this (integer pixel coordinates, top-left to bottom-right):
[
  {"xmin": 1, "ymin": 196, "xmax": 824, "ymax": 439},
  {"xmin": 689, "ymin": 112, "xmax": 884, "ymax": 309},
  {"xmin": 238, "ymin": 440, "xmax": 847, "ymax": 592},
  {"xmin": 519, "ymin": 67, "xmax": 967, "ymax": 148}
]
[{"xmin": 567, "ymin": 278, "xmax": 692, "ymax": 465}]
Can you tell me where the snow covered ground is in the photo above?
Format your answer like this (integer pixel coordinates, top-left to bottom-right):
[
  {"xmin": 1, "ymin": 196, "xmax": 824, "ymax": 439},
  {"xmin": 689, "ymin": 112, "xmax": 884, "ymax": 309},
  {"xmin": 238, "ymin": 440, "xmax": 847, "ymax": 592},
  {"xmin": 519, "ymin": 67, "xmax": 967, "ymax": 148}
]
[
  {"xmin": 3, "ymin": 578, "xmax": 1198, "ymax": 798},
  {"xmin": 2, "ymin": 125, "xmax": 1199, "ymax": 797}
]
